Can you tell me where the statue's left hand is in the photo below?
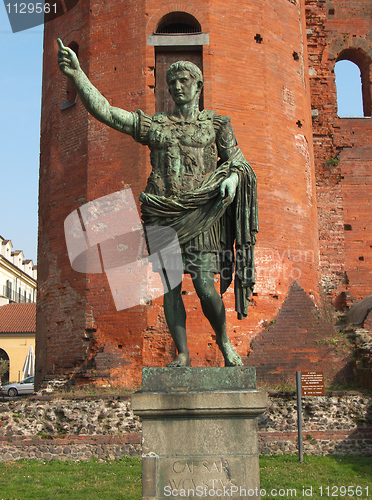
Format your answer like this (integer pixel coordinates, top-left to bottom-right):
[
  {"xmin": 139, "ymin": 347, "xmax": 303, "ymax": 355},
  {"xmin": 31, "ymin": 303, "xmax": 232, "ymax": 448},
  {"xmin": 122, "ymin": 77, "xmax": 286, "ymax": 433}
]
[{"xmin": 220, "ymin": 173, "xmax": 239, "ymax": 205}]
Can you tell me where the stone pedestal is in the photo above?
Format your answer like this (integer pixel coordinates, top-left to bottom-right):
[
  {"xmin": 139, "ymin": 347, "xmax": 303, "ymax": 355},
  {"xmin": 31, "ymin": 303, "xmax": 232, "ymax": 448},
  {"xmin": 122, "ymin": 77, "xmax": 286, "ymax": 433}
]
[{"xmin": 131, "ymin": 367, "xmax": 268, "ymax": 500}]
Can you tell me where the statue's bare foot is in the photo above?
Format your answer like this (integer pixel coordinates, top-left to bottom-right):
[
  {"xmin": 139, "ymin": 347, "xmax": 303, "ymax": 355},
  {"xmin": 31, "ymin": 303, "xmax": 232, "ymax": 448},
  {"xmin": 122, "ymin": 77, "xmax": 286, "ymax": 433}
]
[
  {"xmin": 221, "ymin": 342, "xmax": 244, "ymax": 367},
  {"xmin": 167, "ymin": 353, "xmax": 191, "ymax": 367}
]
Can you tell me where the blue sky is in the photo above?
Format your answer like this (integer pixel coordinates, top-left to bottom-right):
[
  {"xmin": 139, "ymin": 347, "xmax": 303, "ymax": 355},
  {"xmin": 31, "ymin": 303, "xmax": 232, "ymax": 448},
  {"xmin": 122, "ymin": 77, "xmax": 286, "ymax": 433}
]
[
  {"xmin": 0, "ymin": 5, "xmax": 364, "ymax": 265},
  {"xmin": 335, "ymin": 60, "xmax": 364, "ymax": 117},
  {"xmin": 0, "ymin": 6, "xmax": 42, "ymax": 264}
]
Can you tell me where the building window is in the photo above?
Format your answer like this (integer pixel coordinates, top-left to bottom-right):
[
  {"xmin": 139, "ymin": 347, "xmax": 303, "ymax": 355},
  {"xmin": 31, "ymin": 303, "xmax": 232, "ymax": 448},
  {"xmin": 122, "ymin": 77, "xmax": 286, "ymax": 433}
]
[
  {"xmin": 152, "ymin": 13, "xmax": 204, "ymax": 114},
  {"xmin": 155, "ymin": 49, "xmax": 203, "ymax": 113},
  {"xmin": 155, "ymin": 12, "xmax": 202, "ymax": 34},
  {"xmin": 5, "ymin": 280, "xmax": 12, "ymax": 300},
  {"xmin": 335, "ymin": 49, "xmax": 371, "ymax": 117}
]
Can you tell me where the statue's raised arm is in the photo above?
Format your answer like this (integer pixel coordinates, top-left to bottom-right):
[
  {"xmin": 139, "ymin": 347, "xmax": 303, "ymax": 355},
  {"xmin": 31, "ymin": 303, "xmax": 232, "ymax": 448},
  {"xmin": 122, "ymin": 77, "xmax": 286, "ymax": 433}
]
[{"xmin": 57, "ymin": 38, "xmax": 134, "ymax": 135}]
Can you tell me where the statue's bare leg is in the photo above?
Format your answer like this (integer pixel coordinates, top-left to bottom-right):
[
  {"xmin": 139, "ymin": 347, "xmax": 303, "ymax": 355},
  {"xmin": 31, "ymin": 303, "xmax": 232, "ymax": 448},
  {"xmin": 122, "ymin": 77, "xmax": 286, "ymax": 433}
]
[
  {"xmin": 191, "ymin": 262, "xmax": 243, "ymax": 367},
  {"xmin": 163, "ymin": 283, "xmax": 191, "ymax": 367}
]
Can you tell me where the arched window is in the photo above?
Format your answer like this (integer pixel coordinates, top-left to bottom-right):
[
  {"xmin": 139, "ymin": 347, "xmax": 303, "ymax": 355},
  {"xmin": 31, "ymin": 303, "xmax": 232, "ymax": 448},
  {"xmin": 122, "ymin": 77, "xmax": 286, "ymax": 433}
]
[
  {"xmin": 335, "ymin": 49, "xmax": 371, "ymax": 117},
  {"xmin": 335, "ymin": 60, "xmax": 363, "ymax": 117},
  {"xmin": 150, "ymin": 12, "xmax": 206, "ymax": 114},
  {"xmin": 61, "ymin": 42, "xmax": 79, "ymax": 110},
  {"xmin": 155, "ymin": 12, "xmax": 202, "ymax": 34}
]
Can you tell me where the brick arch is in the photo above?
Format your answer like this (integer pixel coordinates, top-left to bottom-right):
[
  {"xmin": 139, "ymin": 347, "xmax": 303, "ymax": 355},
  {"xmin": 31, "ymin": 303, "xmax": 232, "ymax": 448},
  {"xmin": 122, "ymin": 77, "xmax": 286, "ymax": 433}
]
[
  {"xmin": 146, "ymin": 5, "xmax": 209, "ymax": 35},
  {"xmin": 337, "ymin": 47, "xmax": 371, "ymax": 68},
  {"xmin": 328, "ymin": 35, "xmax": 372, "ymax": 61}
]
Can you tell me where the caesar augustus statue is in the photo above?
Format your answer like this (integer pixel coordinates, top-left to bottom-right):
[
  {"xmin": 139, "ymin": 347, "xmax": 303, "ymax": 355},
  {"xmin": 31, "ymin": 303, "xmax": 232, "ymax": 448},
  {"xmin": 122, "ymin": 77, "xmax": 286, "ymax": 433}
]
[{"xmin": 57, "ymin": 39, "xmax": 258, "ymax": 368}]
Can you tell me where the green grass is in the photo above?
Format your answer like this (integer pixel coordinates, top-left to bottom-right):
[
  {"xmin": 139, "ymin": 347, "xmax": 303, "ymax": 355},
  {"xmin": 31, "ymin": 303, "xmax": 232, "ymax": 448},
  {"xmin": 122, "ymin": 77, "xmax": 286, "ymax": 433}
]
[
  {"xmin": 0, "ymin": 457, "xmax": 142, "ymax": 500},
  {"xmin": 0, "ymin": 455, "xmax": 370, "ymax": 499},
  {"xmin": 260, "ymin": 455, "xmax": 372, "ymax": 499}
]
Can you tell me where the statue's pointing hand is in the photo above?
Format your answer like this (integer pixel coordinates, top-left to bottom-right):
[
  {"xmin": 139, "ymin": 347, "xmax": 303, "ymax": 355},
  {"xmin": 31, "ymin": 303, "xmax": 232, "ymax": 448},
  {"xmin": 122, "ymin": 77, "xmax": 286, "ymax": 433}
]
[{"xmin": 57, "ymin": 38, "xmax": 80, "ymax": 77}]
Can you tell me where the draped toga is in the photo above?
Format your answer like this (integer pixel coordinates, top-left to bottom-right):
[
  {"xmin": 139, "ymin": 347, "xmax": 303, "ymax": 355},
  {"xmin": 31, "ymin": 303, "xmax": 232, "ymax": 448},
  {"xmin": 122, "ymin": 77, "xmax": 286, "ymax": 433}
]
[{"xmin": 129, "ymin": 109, "xmax": 258, "ymax": 319}]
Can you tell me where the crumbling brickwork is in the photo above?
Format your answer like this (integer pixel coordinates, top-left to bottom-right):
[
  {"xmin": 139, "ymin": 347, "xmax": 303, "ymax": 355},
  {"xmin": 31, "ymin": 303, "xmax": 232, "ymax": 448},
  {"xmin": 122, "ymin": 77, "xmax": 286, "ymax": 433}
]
[
  {"xmin": 305, "ymin": 0, "xmax": 372, "ymax": 304},
  {"xmin": 245, "ymin": 281, "xmax": 353, "ymax": 387}
]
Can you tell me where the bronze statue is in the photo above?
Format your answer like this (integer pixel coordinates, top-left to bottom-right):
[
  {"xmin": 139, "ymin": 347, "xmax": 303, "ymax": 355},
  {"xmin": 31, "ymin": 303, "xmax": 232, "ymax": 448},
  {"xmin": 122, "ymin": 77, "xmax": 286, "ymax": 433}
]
[{"xmin": 57, "ymin": 39, "xmax": 258, "ymax": 367}]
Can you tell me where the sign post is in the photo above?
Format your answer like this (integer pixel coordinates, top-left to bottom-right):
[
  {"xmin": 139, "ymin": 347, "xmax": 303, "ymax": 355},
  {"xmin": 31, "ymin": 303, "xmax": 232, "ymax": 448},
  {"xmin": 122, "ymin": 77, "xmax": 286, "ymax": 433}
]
[
  {"xmin": 296, "ymin": 371, "xmax": 325, "ymax": 463},
  {"xmin": 296, "ymin": 371, "xmax": 303, "ymax": 462}
]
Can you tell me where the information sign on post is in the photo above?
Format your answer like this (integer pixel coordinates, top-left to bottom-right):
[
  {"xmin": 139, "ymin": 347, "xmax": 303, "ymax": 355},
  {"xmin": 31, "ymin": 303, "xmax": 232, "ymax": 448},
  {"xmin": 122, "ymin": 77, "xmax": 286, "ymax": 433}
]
[{"xmin": 301, "ymin": 371, "xmax": 325, "ymax": 396}]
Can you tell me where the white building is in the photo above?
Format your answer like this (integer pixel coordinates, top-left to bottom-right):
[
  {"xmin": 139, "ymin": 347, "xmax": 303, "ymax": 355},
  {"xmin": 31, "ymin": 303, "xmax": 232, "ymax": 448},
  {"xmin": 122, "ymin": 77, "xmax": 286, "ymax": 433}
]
[{"xmin": 0, "ymin": 236, "xmax": 37, "ymax": 306}]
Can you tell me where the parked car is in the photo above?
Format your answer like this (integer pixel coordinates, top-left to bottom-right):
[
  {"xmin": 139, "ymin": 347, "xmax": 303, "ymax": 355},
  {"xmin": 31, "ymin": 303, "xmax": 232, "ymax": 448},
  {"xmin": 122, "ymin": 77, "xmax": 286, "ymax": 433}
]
[{"xmin": 0, "ymin": 376, "xmax": 34, "ymax": 397}]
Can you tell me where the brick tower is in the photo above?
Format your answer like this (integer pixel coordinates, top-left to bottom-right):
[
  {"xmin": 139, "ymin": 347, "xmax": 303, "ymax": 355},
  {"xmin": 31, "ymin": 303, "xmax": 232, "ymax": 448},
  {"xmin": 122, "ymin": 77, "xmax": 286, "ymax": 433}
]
[{"xmin": 36, "ymin": 0, "xmax": 371, "ymax": 389}]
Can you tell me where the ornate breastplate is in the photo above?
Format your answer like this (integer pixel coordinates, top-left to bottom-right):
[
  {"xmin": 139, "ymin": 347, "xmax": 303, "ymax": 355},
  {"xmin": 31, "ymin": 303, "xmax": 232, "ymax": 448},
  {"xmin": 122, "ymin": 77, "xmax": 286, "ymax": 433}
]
[{"xmin": 146, "ymin": 110, "xmax": 218, "ymax": 197}]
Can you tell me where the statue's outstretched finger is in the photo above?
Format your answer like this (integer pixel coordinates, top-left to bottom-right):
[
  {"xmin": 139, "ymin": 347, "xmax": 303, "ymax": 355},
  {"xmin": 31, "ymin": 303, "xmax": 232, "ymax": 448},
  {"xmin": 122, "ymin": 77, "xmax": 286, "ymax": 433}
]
[{"xmin": 57, "ymin": 38, "xmax": 65, "ymax": 50}]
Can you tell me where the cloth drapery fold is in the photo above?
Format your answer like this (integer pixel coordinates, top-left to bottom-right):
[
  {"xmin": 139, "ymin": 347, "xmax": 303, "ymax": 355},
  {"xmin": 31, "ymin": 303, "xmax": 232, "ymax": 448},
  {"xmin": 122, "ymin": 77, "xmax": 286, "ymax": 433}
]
[{"xmin": 140, "ymin": 149, "xmax": 258, "ymax": 319}]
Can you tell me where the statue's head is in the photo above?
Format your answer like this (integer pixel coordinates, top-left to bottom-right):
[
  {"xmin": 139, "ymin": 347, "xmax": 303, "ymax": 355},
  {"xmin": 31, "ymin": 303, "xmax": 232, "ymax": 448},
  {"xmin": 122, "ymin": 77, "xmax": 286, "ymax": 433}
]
[
  {"xmin": 166, "ymin": 61, "xmax": 203, "ymax": 86},
  {"xmin": 166, "ymin": 61, "xmax": 203, "ymax": 101}
]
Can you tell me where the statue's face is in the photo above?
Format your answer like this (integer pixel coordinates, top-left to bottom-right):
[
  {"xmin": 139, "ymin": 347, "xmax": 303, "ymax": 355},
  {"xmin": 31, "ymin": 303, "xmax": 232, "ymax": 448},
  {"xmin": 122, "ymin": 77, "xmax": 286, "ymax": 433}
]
[{"xmin": 168, "ymin": 71, "xmax": 200, "ymax": 105}]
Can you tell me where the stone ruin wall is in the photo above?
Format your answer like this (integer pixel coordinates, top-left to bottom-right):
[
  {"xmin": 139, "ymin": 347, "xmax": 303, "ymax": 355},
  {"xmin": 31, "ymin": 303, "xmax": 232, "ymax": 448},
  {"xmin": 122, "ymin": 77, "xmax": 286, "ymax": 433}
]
[{"xmin": 0, "ymin": 392, "xmax": 370, "ymax": 461}]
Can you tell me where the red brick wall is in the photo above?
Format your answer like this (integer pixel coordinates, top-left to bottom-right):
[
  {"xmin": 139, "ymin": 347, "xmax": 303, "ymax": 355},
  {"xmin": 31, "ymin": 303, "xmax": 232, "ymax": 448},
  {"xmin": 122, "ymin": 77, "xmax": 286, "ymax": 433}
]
[{"xmin": 305, "ymin": 0, "xmax": 372, "ymax": 305}]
